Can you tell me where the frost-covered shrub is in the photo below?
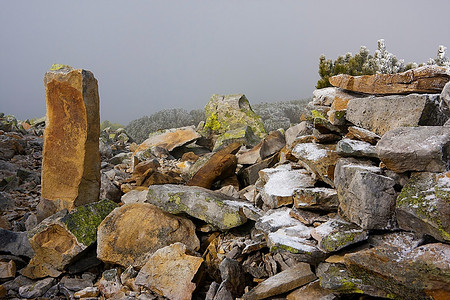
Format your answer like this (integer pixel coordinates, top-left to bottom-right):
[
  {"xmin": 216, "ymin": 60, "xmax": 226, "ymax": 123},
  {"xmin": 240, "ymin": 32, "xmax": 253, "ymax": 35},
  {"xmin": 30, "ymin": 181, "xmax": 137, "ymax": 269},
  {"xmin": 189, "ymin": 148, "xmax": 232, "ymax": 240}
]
[
  {"xmin": 427, "ymin": 45, "xmax": 450, "ymax": 68},
  {"xmin": 373, "ymin": 39, "xmax": 405, "ymax": 74}
]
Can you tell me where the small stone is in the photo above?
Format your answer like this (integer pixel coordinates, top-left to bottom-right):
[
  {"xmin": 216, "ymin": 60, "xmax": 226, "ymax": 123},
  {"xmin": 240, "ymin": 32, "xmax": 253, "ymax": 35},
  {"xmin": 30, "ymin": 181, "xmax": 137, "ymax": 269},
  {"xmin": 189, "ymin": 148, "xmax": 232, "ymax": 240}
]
[
  {"xmin": 19, "ymin": 277, "xmax": 55, "ymax": 299},
  {"xmin": 135, "ymin": 243, "xmax": 204, "ymax": 300},
  {"xmin": 293, "ymin": 187, "xmax": 338, "ymax": 211},
  {"xmin": 335, "ymin": 138, "xmax": 378, "ymax": 158},
  {"xmin": 74, "ymin": 286, "xmax": 100, "ymax": 298},
  {"xmin": 242, "ymin": 263, "xmax": 316, "ymax": 300},
  {"xmin": 346, "ymin": 126, "xmax": 380, "ymax": 145},
  {"xmin": 289, "ymin": 208, "xmax": 330, "ymax": 226},
  {"xmin": 0, "ymin": 260, "xmax": 15, "ymax": 279},
  {"xmin": 61, "ymin": 275, "xmax": 93, "ymax": 291}
]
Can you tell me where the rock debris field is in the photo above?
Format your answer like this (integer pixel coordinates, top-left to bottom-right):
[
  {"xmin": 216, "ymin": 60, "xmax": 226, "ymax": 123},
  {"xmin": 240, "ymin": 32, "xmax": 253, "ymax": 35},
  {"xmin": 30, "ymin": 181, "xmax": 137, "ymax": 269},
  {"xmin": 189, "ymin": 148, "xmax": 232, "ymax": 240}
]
[{"xmin": 0, "ymin": 64, "xmax": 449, "ymax": 299}]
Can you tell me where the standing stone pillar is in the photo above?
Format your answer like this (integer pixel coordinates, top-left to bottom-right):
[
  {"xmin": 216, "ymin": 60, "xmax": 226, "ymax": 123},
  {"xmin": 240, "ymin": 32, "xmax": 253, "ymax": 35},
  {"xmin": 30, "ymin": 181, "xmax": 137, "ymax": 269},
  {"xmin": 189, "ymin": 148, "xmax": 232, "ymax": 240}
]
[{"xmin": 39, "ymin": 65, "xmax": 100, "ymax": 219}]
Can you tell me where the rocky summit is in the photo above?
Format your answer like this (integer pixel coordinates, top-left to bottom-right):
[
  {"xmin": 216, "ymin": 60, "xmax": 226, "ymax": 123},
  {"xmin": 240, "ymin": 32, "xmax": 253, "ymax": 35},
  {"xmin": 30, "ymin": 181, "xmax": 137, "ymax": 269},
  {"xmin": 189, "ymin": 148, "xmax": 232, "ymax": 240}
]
[{"xmin": 0, "ymin": 65, "xmax": 449, "ymax": 300}]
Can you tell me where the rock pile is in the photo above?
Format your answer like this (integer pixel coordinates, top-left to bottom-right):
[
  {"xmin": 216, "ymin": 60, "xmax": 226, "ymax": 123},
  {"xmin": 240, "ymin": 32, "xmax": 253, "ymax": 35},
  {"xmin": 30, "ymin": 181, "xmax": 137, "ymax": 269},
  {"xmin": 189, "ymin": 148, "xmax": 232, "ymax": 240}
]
[{"xmin": 0, "ymin": 66, "xmax": 449, "ymax": 299}]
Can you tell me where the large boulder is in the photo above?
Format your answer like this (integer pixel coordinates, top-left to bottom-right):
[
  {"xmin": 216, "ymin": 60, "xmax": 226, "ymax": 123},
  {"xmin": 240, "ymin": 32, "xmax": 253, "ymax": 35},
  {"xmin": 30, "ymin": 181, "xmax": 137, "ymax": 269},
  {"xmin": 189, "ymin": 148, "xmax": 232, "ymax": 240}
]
[
  {"xmin": 202, "ymin": 94, "xmax": 266, "ymax": 139},
  {"xmin": 334, "ymin": 158, "xmax": 398, "ymax": 230},
  {"xmin": 396, "ymin": 171, "xmax": 450, "ymax": 242},
  {"xmin": 146, "ymin": 184, "xmax": 249, "ymax": 230},
  {"xmin": 41, "ymin": 65, "xmax": 100, "ymax": 213},
  {"xmin": 377, "ymin": 126, "xmax": 450, "ymax": 173},
  {"xmin": 97, "ymin": 203, "xmax": 199, "ymax": 268},
  {"xmin": 345, "ymin": 93, "xmax": 447, "ymax": 136},
  {"xmin": 22, "ymin": 199, "xmax": 117, "ymax": 279},
  {"xmin": 329, "ymin": 65, "xmax": 450, "ymax": 95},
  {"xmin": 135, "ymin": 243, "xmax": 203, "ymax": 300}
]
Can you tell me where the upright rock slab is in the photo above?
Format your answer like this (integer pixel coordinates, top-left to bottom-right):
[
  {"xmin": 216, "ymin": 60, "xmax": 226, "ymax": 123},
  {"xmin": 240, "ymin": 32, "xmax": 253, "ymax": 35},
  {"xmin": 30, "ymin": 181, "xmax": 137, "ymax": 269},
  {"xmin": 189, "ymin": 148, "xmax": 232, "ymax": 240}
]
[
  {"xmin": 346, "ymin": 94, "xmax": 447, "ymax": 136},
  {"xmin": 41, "ymin": 65, "xmax": 100, "ymax": 213},
  {"xmin": 377, "ymin": 126, "xmax": 450, "ymax": 173},
  {"xmin": 329, "ymin": 65, "xmax": 450, "ymax": 95}
]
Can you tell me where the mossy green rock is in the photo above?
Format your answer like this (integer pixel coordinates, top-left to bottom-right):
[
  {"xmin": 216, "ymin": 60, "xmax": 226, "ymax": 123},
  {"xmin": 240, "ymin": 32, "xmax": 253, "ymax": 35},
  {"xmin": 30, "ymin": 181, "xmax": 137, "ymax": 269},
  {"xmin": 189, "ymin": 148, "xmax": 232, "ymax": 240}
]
[
  {"xmin": 396, "ymin": 171, "xmax": 450, "ymax": 242},
  {"xmin": 146, "ymin": 184, "xmax": 248, "ymax": 230},
  {"xmin": 202, "ymin": 94, "xmax": 266, "ymax": 139},
  {"xmin": 213, "ymin": 126, "xmax": 261, "ymax": 151}
]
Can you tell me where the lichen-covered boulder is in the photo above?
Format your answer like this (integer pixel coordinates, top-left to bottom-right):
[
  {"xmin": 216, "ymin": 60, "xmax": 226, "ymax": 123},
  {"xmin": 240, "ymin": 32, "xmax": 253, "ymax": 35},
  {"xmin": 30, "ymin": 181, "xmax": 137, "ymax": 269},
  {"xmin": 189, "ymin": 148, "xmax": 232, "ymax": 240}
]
[
  {"xmin": 396, "ymin": 171, "xmax": 450, "ymax": 242},
  {"xmin": 202, "ymin": 94, "xmax": 266, "ymax": 139},
  {"xmin": 21, "ymin": 199, "xmax": 117, "ymax": 279},
  {"xmin": 97, "ymin": 203, "xmax": 199, "ymax": 268},
  {"xmin": 213, "ymin": 126, "xmax": 261, "ymax": 151},
  {"xmin": 146, "ymin": 184, "xmax": 248, "ymax": 230}
]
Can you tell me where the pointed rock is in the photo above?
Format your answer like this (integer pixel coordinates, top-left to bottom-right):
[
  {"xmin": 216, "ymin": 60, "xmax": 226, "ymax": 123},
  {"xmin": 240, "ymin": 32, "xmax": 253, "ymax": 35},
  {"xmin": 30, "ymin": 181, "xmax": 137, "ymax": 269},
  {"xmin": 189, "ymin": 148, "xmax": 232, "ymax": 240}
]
[
  {"xmin": 135, "ymin": 243, "xmax": 204, "ymax": 300},
  {"xmin": 41, "ymin": 67, "xmax": 100, "ymax": 214},
  {"xmin": 329, "ymin": 65, "xmax": 450, "ymax": 94},
  {"xmin": 377, "ymin": 126, "xmax": 450, "ymax": 173},
  {"xmin": 242, "ymin": 263, "xmax": 316, "ymax": 300},
  {"xmin": 97, "ymin": 203, "xmax": 199, "ymax": 268},
  {"xmin": 146, "ymin": 184, "xmax": 248, "ymax": 230},
  {"xmin": 396, "ymin": 171, "xmax": 450, "ymax": 242}
]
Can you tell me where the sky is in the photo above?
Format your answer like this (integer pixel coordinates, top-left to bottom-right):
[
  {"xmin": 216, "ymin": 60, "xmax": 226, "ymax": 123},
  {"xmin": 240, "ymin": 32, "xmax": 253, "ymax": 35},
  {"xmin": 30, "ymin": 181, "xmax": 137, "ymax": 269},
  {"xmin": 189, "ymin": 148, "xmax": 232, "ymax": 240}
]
[{"xmin": 1, "ymin": 1, "xmax": 449, "ymax": 125}]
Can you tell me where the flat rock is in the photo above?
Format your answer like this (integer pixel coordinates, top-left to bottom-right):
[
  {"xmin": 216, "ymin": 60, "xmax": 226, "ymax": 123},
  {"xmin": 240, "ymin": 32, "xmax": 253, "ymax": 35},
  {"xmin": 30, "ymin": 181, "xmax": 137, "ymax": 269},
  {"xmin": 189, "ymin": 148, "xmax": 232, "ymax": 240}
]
[
  {"xmin": 146, "ymin": 184, "xmax": 248, "ymax": 230},
  {"xmin": 259, "ymin": 165, "xmax": 316, "ymax": 209},
  {"xmin": 329, "ymin": 65, "xmax": 450, "ymax": 95},
  {"xmin": 293, "ymin": 187, "xmax": 338, "ymax": 211},
  {"xmin": 377, "ymin": 126, "xmax": 450, "ymax": 173},
  {"xmin": 311, "ymin": 217, "xmax": 368, "ymax": 253},
  {"xmin": 135, "ymin": 243, "xmax": 203, "ymax": 300},
  {"xmin": 334, "ymin": 158, "xmax": 398, "ymax": 230},
  {"xmin": 134, "ymin": 126, "xmax": 201, "ymax": 154},
  {"xmin": 291, "ymin": 143, "xmax": 340, "ymax": 187},
  {"xmin": 343, "ymin": 242, "xmax": 450, "ymax": 299},
  {"xmin": 396, "ymin": 171, "xmax": 450, "ymax": 242},
  {"xmin": 22, "ymin": 200, "xmax": 117, "ymax": 279},
  {"xmin": 19, "ymin": 277, "xmax": 55, "ymax": 299},
  {"xmin": 242, "ymin": 263, "xmax": 317, "ymax": 300},
  {"xmin": 41, "ymin": 66, "xmax": 100, "ymax": 213},
  {"xmin": 202, "ymin": 94, "xmax": 266, "ymax": 139},
  {"xmin": 97, "ymin": 203, "xmax": 200, "ymax": 268},
  {"xmin": 346, "ymin": 126, "xmax": 380, "ymax": 145},
  {"xmin": 335, "ymin": 138, "xmax": 378, "ymax": 158},
  {"xmin": 255, "ymin": 207, "xmax": 303, "ymax": 233},
  {"xmin": 0, "ymin": 260, "xmax": 15, "ymax": 279},
  {"xmin": 287, "ymin": 280, "xmax": 337, "ymax": 300},
  {"xmin": 0, "ymin": 228, "xmax": 34, "ymax": 258},
  {"xmin": 346, "ymin": 93, "xmax": 447, "ymax": 136}
]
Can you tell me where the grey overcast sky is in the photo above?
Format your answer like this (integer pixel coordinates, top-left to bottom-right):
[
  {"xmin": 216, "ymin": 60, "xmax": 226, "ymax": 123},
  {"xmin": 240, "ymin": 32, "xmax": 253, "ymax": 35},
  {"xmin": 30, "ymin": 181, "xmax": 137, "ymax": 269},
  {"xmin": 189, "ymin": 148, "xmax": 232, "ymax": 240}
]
[{"xmin": 1, "ymin": 1, "xmax": 449, "ymax": 125}]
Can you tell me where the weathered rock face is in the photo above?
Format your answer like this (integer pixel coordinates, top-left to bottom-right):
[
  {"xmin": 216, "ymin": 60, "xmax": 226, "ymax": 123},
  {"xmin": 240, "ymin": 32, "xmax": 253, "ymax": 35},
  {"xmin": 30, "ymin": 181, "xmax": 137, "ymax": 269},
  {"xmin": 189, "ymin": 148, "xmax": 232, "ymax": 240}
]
[
  {"xmin": 377, "ymin": 126, "xmax": 450, "ymax": 173},
  {"xmin": 242, "ymin": 263, "xmax": 316, "ymax": 300},
  {"xmin": 41, "ymin": 66, "xmax": 100, "ymax": 213},
  {"xmin": 213, "ymin": 126, "xmax": 261, "ymax": 151},
  {"xmin": 335, "ymin": 138, "xmax": 378, "ymax": 159},
  {"xmin": 396, "ymin": 171, "xmax": 450, "ymax": 242},
  {"xmin": 21, "ymin": 200, "xmax": 117, "ymax": 279},
  {"xmin": 329, "ymin": 65, "xmax": 450, "ymax": 95},
  {"xmin": 334, "ymin": 158, "xmax": 398, "ymax": 230},
  {"xmin": 146, "ymin": 184, "xmax": 248, "ymax": 230},
  {"xmin": 135, "ymin": 243, "xmax": 204, "ymax": 300},
  {"xmin": 346, "ymin": 93, "xmax": 447, "ymax": 136},
  {"xmin": 202, "ymin": 94, "xmax": 266, "ymax": 139},
  {"xmin": 97, "ymin": 203, "xmax": 200, "ymax": 268},
  {"xmin": 346, "ymin": 126, "xmax": 380, "ymax": 145},
  {"xmin": 293, "ymin": 187, "xmax": 338, "ymax": 211}
]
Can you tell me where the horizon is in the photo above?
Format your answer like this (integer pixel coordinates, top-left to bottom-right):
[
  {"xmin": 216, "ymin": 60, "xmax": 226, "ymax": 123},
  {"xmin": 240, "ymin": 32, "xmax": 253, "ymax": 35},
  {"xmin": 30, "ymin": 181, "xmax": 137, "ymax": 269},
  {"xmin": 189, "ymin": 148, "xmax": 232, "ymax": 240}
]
[{"xmin": 1, "ymin": 1, "xmax": 449, "ymax": 125}]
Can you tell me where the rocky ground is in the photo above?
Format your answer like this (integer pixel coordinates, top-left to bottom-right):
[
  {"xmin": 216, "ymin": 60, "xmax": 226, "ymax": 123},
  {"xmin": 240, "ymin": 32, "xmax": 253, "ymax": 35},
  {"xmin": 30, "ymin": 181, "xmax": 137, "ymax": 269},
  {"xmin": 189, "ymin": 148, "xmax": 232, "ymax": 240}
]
[{"xmin": 1, "ymin": 65, "xmax": 450, "ymax": 300}]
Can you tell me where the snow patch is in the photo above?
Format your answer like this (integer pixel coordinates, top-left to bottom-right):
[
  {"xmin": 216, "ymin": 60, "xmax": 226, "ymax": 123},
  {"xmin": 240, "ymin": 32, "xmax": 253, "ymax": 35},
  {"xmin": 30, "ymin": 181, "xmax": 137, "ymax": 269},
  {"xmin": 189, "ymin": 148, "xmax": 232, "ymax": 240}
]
[{"xmin": 293, "ymin": 143, "xmax": 328, "ymax": 161}]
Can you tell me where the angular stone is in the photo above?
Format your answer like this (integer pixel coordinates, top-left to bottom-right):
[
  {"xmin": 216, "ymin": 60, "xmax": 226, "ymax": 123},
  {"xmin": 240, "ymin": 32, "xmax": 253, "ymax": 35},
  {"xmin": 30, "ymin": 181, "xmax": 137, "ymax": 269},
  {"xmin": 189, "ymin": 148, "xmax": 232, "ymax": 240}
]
[
  {"xmin": 213, "ymin": 126, "xmax": 261, "ymax": 151},
  {"xmin": 97, "ymin": 203, "xmax": 199, "ymax": 268},
  {"xmin": 202, "ymin": 94, "xmax": 266, "ymax": 139},
  {"xmin": 259, "ymin": 165, "xmax": 316, "ymax": 209},
  {"xmin": 19, "ymin": 277, "xmax": 55, "ymax": 299},
  {"xmin": 0, "ymin": 260, "xmax": 15, "ymax": 279},
  {"xmin": 238, "ymin": 153, "xmax": 278, "ymax": 186},
  {"xmin": 335, "ymin": 138, "xmax": 378, "ymax": 159},
  {"xmin": 242, "ymin": 263, "xmax": 317, "ymax": 300},
  {"xmin": 267, "ymin": 231, "xmax": 325, "ymax": 262},
  {"xmin": 396, "ymin": 171, "xmax": 450, "ymax": 242},
  {"xmin": 346, "ymin": 94, "xmax": 447, "ymax": 136},
  {"xmin": 255, "ymin": 207, "xmax": 305, "ymax": 233},
  {"xmin": 73, "ymin": 286, "xmax": 100, "ymax": 299},
  {"xmin": 134, "ymin": 126, "xmax": 201, "ymax": 154},
  {"xmin": 346, "ymin": 126, "xmax": 380, "ymax": 145},
  {"xmin": 41, "ymin": 66, "xmax": 100, "ymax": 213},
  {"xmin": 291, "ymin": 143, "xmax": 340, "ymax": 187},
  {"xmin": 135, "ymin": 243, "xmax": 203, "ymax": 300},
  {"xmin": 377, "ymin": 126, "xmax": 450, "ymax": 173},
  {"xmin": 146, "ymin": 184, "xmax": 248, "ymax": 230},
  {"xmin": 334, "ymin": 158, "xmax": 398, "ymax": 230},
  {"xmin": 0, "ymin": 228, "xmax": 34, "ymax": 258},
  {"xmin": 60, "ymin": 275, "xmax": 93, "ymax": 292},
  {"xmin": 343, "ymin": 243, "xmax": 450, "ymax": 300},
  {"xmin": 287, "ymin": 280, "xmax": 337, "ymax": 300},
  {"xmin": 329, "ymin": 65, "xmax": 450, "ymax": 95},
  {"xmin": 22, "ymin": 200, "xmax": 117, "ymax": 279},
  {"xmin": 289, "ymin": 208, "xmax": 330, "ymax": 226},
  {"xmin": 187, "ymin": 142, "xmax": 240, "ymax": 189},
  {"xmin": 311, "ymin": 218, "xmax": 368, "ymax": 253},
  {"xmin": 441, "ymin": 81, "xmax": 450, "ymax": 112},
  {"xmin": 293, "ymin": 187, "xmax": 338, "ymax": 211},
  {"xmin": 259, "ymin": 130, "xmax": 286, "ymax": 159}
]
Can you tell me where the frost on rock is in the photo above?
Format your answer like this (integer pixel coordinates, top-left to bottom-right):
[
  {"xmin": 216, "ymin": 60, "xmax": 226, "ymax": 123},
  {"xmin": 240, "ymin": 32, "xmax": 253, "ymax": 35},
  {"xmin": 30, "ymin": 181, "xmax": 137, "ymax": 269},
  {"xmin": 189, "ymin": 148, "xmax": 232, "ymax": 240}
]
[{"xmin": 293, "ymin": 143, "xmax": 328, "ymax": 161}]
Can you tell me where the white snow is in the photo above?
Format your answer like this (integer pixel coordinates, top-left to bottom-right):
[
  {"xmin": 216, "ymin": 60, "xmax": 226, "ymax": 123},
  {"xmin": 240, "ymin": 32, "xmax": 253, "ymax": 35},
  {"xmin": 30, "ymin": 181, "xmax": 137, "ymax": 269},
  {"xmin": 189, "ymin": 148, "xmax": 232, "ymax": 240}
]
[
  {"xmin": 263, "ymin": 169, "xmax": 315, "ymax": 197},
  {"xmin": 268, "ymin": 231, "xmax": 318, "ymax": 254},
  {"xmin": 293, "ymin": 143, "xmax": 328, "ymax": 161}
]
